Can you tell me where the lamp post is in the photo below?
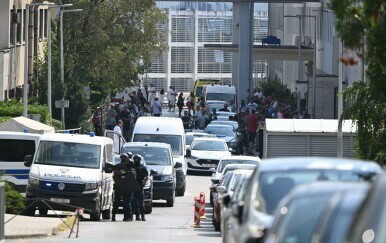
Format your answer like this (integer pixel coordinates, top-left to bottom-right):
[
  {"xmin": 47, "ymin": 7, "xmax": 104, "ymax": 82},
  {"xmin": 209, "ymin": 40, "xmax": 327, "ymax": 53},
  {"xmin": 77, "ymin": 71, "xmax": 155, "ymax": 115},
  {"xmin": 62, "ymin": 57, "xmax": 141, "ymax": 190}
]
[
  {"xmin": 47, "ymin": 4, "xmax": 73, "ymax": 119},
  {"xmin": 23, "ymin": 2, "xmax": 54, "ymax": 118},
  {"xmin": 284, "ymin": 15, "xmax": 317, "ymax": 118},
  {"xmin": 59, "ymin": 8, "xmax": 83, "ymax": 129}
]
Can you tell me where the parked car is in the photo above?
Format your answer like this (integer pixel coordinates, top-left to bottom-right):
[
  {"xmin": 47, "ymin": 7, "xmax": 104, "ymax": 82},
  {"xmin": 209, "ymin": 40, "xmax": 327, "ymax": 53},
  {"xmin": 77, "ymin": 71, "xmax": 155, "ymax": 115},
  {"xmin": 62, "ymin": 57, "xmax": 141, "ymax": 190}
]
[
  {"xmin": 265, "ymin": 182, "xmax": 370, "ymax": 243},
  {"xmin": 186, "ymin": 137, "xmax": 231, "ymax": 172},
  {"xmin": 345, "ymin": 172, "xmax": 386, "ymax": 243},
  {"xmin": 205, "ymin": 124, "xmax": 242, "ymax": 154},
  {"xmin": 229, "ymin": 157, "xmax": 382, "ymax": 243},
  {"xmin": 185, "ymin": 131, "xmax": 215, "ymax": 150},
  {"xmin": 209, "ymin": 120, "xmax": 239, "ymax": 131},
  {"xmin": 221, "ymin": 171, "xmax": 254, "ymax": 243},
  {"xmin": 216, "ymin": 111, "xmax": 237, "ymax": 121},
  {"xmin": 123, "ymin": 142, "xmax": 178, "ymax": 208},
  {"xmin": 210, "ymin": 163, "xmax": 257, "ymax": 206}
]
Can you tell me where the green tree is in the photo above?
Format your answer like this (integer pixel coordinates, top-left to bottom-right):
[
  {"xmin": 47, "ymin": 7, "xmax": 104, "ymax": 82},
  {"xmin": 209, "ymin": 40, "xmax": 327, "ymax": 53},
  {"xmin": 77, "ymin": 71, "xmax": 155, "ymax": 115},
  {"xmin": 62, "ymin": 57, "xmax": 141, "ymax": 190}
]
[
  {"xmin": 33, "ymin": 0, "xmax": 167, "ymax": 129},
  {"xmin": 259, "ymin": 77, "xmax": 296, "ymax": 109},
  {"xmin": 330, "ymin": 0, "xmax": 386, "ymax": 164}
]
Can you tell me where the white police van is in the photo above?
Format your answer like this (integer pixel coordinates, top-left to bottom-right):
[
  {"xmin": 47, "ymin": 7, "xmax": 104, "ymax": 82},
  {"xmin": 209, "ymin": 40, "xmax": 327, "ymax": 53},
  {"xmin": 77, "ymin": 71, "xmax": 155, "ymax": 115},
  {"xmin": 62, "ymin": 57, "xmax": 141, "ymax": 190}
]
[
  {"xmin": 0, "ymin": 131, "xmax": 41, "ymax": 192},
  {"xmin": 24, "ymin": 132, "xmax": 115, "ymax": 221}
]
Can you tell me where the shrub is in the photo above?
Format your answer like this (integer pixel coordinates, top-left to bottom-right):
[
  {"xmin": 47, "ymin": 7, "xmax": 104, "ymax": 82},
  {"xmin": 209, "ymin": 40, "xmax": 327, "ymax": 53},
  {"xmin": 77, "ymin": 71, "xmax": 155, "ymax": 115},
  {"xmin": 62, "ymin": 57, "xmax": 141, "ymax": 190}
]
[{"xmin": 2, "ymin": 182, "xmax": 25, "ymax": 214}]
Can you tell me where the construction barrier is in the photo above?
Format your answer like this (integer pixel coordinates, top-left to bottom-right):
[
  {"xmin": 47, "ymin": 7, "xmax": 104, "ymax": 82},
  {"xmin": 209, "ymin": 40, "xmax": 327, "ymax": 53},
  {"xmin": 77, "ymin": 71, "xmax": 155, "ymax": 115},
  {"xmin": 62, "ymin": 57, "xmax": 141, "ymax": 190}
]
[
  {"xmin": 193, "ymin": 196, "xmax": 201, "ymax": 228},
  {"xmin": 199, "ymin": 192, "xmax": 207, "ymax": 219}
]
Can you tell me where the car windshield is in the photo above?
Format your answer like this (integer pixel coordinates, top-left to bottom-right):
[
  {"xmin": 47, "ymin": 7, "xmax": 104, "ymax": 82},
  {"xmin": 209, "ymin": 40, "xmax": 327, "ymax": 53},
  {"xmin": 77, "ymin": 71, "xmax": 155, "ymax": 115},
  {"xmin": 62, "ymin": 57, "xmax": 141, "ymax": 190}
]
[
  {"xmin": 258, "ymin": 170, "xmax": 372, "ymax": 214},
  {"xmin": 191, "ymin": 140, "xmax": 226, "ymax": 151},
  {"xmin": 206, "ymin": 93, "xmax": 234, "ymax": 103},
  {"xmin": 133, "ymin": 134, "xmax": 182, "ymax": 156},
  {"xmin": 123, "ymin": 147, "xmax": 171, "ymax": 165},
  {"xmin": 218, "ymin": 160, "xmax": 257, "ymax": 172},
  {"xmin": 210, "ymin": 121, "xmax": 238, "ymax": 129},
  {"xmin": 275, "ymin": 194, "xmax": 331, "ymax": 243},
  {"xmin": 205, "ymin": 126, "xmax": 235, "ymax": 137},
  {"xmin": 186, "ymin": 134, "xmax": 212, "ymax": 145},
  {"xmin": 35, "ymin": 141, "xmax": 101, "ymax": 169},
  {"xmin": 196, "ymin": 87, "xmax": 203, "ymax": 97}
]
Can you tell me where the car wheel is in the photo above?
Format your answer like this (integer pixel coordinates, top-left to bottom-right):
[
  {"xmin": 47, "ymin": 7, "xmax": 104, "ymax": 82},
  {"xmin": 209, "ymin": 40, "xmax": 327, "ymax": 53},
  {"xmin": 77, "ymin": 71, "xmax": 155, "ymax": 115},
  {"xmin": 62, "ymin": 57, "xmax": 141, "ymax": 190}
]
[
  {"xmin": 39, "ymin": 208, "xmax": 48, "ymax": 215},
  {"xmin": 22, "ymin": 204, "xmax": 36, "ymax": 216},
  {"xmin": 176, "ymin": 181, "xmax": 186, "ymax": 196},
  {"xmin": 166, "ymin": 192, "xmax": 175, "ymax": 207},
  {"xmin": 144, "ymin": 202, "xmax": 153, "ymax": 214}
]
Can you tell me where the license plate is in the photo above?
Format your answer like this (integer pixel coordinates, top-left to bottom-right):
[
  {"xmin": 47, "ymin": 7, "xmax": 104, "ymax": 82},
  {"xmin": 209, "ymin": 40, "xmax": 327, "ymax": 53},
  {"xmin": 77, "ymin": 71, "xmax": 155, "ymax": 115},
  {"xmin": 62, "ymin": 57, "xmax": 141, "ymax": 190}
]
[
  {"xmin": 50, "ymin": 198, "xmax": 70, "ymax": 204},
  {"xmin": 202, "ymin": 164, "xmax": 216, "ymax": 168}
]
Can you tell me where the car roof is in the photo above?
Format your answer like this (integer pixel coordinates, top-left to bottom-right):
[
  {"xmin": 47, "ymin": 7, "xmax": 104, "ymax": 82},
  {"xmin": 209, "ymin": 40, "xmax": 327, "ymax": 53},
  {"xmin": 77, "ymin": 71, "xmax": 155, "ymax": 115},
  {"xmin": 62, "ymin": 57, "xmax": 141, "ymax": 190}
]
[
  {"xmin": 191, "ymin": 137, "xmax": 227, "ymax": 142},
  {"xmin": 259, "ymin": 157, "xmax": 382, "ymax": 173},
  {"xmin": 223, "ymin": 164, "xmax": 257, "ymax": 170},
  {"xmin": 186, "ymin": 132, "xmax": 214, "ymax": 136},
  {"xmin": 211, "ymin": 120, "xmax": 238, "ymax": 124},
  {"xmin": 39, "ymin": 133, "xmax": 113, "ymax": 145},
  {"xmin": 206, "ymin": 124, "xmax": 235, "ymax": 129},
  {"xmin": 232, "ymin": 169, "xmax": 255, "ymax": 176},
  {"xmin": 124, "ymin": 142, "xmax": 171, "ymax": 149}
]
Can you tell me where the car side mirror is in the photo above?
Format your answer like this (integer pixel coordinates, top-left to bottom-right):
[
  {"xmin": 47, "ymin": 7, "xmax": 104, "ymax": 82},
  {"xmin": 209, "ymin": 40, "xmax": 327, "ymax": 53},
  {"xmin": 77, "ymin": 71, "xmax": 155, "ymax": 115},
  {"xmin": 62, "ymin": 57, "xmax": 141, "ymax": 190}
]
[
  {"xmin": 209, "ymin": 168, "xmax": 216, "ymax": 173},
  {"xmin": 232, "ymin": 201, "xmax": 244, "ymax": 224},
  {"xmin": 211, "ymin": 178, "xmax": 220, "ymax": 184},
  {"xmin": 222, "ymin": 194, "xmax": 231, "ymax": 207},
  {"xmin": 209, "ymin": 185, "xmax": 219, "ymax": 192},
  {"xmin": 216, "ymin": 185, "xmax": 226, "ymax": 193},
  {"xmin": 186, "ymin": 149, "xmax": 191, "ymax": 157},
  {"xmin": 104, "ymin": 162, "xmax": 114, "ymax": 173},
  {"xmin": 228, "ymin": 148, "xmax": 234, "ymax": 152},
  {"xmin": 150, "ymin": 169, "xmax": 158, "ymax": 175},
  {"xmin": 24, "ymin": 155, "xmax": 33, "ymax": 167},
  {"xmin": 174, "ymin": 162, "xmax": 182, "ymax": 168}
]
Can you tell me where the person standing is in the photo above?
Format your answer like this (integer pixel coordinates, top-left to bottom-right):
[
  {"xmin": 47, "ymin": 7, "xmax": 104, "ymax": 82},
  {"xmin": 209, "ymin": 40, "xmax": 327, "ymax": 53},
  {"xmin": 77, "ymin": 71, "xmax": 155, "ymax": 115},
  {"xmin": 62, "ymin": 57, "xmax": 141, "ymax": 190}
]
[
  {"xmin": 105, "ymin": 110, "xmax": 116, "ymax": 130},
  {"xmin": 120, "ymin": 105, "xmax": 131, "ymax": 141},
  {"xmin": 148, "ymin": 84, "xmax": 156, "ymax": 105},
  {"xmin": 151, "ymin": 97, "xmax": 163, "ymax": 117},
  {"xmin": 196, "ymin": 108, "xmax": 209, "ymax": 130},
  {"xmin": 113, "ymin": 120, "xmax": 123, "ymax": 153},
  {"xmin": 159, "ymin": 88, "xmax": 165, "ymax": 108},
  {"xmin": 181, "ymin": 110, "xmax": 192, "ymax": 129},
  {"xmin": 167, "ymin": 86, "xmax": 173, "ymax": 111},
  {"xmin": 112, "ymin": 153, "xmax": 139, "ymax": 222},
  {"xmin": 177, "ymin": 92, "xmax": 184, "ymax": 117},
  {"xmin": 132, "ymin": 154, "xmax": 149, "ymax": 221},
  {"xmin": 247, "ymin": 109, "xmax": 258, "ymax": 155},
  {"xmin": 170, "ymin": 86, "xmax": 178, "ymax": 112},
  {"xmin": 186, "ymin": 92, "xmax": 195, "ymax": 115}
]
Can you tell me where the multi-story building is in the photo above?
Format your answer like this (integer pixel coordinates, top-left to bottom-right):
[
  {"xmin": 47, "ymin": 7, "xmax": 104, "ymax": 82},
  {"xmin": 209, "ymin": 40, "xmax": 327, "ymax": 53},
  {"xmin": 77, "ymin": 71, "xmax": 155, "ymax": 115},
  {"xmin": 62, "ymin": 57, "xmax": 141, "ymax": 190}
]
[
  {"xmin": 142, "ymin": 2, "xmax": 268, "ymax": 93},
  {"xmin": 268, "ymin": 2, "xmax": 365, "ymax": 118},
  {"xmin": 0, "ymin": 0, "xmax": 49, "ymax": 100}
]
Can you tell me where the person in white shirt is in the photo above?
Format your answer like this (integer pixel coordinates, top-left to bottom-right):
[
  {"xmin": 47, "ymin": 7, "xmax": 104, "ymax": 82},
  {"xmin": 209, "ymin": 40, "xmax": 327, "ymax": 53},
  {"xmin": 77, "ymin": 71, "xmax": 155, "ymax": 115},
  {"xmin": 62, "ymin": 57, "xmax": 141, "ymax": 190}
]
[
  {"xmin": 148, "ymin": 83, "xmax": 156, "ymax": 105},
  {"xmin": 253, "ymin": 88, "xmax": 263, "ymax": 99},
  {"xmin": 167, "ymin": 86, "xmax": 173, "ymax": 111},
  {"xmin": 113, "ymin": 120, "xmax": 123, "ymax": 153},
  {"xmin": 151, "ymin": 97, "xmax": 162, "ymax": 117}
]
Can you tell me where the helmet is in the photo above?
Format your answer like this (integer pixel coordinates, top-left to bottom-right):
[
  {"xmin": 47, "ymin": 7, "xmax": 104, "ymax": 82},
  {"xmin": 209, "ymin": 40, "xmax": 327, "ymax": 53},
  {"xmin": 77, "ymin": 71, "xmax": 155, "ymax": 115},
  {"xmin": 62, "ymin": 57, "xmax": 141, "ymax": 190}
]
[
  {"xmin": 126, "ymin": 152, "xmax": 133, "ymax": 159},
  {"xmin": 120, "ymin": 153, "xmax": 129, "ymax": 161},
  {"xmin": 133, "ymin": 154, "xmax": 142, "ymax": 165}
]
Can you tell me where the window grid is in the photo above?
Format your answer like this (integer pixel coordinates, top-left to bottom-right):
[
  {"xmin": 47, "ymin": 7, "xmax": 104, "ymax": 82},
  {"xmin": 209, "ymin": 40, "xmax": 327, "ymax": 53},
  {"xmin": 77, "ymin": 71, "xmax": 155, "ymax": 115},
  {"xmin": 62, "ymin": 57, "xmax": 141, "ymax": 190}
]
[
  {"xmin": 142, "ymin": 78, "xmax": 167, "ymax": 91},
  {"xmin": 198, "ymin": 47, "xmax": 232, "ymax": 73},
  {"xmin": 171, "ymin": 78, "xmax": 193, "ymax": 92},
  {"xmin": 171, "ymin": 16, "xmax": 194, "ymax": 42},
  {"xmin": 171, "ymin": 47, "xmax": 194, "ymax": 73}
]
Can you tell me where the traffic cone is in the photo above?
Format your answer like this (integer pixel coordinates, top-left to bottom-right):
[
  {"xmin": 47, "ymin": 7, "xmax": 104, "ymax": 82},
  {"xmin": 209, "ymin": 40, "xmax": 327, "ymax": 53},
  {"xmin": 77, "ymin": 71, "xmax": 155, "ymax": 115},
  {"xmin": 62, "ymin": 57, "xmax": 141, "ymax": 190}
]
[
  {"xmin": 192, "ymin": 196, "xmax": 201, "ymax": 228},
  {"xmin": 199, "ymin": 192, "xmax": 207, "ymax": 219}
]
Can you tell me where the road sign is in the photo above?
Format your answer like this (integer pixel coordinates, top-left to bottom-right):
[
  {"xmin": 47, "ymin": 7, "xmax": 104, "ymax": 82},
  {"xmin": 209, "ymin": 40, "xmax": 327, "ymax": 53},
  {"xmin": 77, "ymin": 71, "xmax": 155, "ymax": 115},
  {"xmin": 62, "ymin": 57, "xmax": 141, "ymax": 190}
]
[{"xmin": 55, "ymin": 100, "xmax": 70, "ymax": 108}]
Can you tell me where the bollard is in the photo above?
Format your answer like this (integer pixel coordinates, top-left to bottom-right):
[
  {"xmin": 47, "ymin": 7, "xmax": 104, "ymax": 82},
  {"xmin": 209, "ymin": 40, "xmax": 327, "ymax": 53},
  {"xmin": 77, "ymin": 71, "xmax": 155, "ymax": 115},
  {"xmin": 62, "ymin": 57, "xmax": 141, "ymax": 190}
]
[
  {"xmin": 192, "ymin": 196, "xmax": 201, "ymax": 228},
  {"xmin": 0, "ymin": 183, "xmax": 5, "ymax": 242},
  {"xmin": 199, "ymin": 192, "xmax": 207, "ymax": 219}
]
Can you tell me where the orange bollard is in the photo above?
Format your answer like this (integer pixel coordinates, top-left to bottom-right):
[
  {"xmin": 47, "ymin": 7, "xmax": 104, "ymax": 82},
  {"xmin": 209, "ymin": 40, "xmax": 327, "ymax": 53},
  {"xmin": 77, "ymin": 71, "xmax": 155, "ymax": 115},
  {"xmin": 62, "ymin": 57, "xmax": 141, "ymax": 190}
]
[
  {"xmin": 193, "ymin": 196, "xmax": 201, "ymax": 228},
  {"xmin": 199, "ymin": 192, "xmax": 207, "ymax": 219}
]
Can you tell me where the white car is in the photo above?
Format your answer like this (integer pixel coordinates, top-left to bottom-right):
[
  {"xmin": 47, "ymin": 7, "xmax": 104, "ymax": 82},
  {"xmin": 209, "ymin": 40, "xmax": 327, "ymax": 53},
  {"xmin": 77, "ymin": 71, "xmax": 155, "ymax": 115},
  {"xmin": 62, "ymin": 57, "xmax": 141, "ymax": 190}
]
[
  {"xmin": 186, "ymin": 137, "xmax": 231, "ymax": 172},
  {"xmin": 185, "ymin": 131, "xmax": 215, "ymax": 150}
]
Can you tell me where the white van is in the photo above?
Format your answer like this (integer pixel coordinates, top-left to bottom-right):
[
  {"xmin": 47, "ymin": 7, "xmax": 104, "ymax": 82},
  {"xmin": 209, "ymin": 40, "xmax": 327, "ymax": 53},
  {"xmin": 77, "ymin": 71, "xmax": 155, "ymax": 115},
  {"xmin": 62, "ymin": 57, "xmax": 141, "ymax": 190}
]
[
  {"xmin": 0, "ymin": 132, "xmax": 41, "ymax": 192},
  {"xmin": 203, "ymin": 84, "xmax": 236, "ymax": 105},
  {"xmin": 132, "ymin": 117, "xmax": 186, "ymax": 196},
  {"xmin": 23, "ymin": 133, "xmax": 115, "ymax": 221}
]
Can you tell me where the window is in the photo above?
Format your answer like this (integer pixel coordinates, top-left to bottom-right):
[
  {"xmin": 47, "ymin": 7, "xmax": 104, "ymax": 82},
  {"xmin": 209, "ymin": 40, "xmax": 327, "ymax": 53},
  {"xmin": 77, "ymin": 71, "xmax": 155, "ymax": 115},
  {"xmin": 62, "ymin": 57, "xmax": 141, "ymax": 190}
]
[
  {"xmin": 23, "ymin": 9, "xmax": 26, "ymax": 42},
  {"xmin": 133, "ymin": 134, "xmax": 182, "ymax": 156},
  {"xmin": 124, "ymin": 147, "xmax": 171, "ymax": 166},
  {"xmin": 10, "ymin": 9, "xmax": 15, "ymax": 45},
  {"xmin": 0, "ymin": 139, "xmax": 35, "ymax": 162},
  {"xmin": 17, "ymin": 10, "xmax": 22, "ymax": 43},
  {"xmin": 44, "ymin": 9, "xmax": 48, "ymax": 38},
  {"xmin": 39, "ymin": 9, "xmax": 44, "ymax": 40}
]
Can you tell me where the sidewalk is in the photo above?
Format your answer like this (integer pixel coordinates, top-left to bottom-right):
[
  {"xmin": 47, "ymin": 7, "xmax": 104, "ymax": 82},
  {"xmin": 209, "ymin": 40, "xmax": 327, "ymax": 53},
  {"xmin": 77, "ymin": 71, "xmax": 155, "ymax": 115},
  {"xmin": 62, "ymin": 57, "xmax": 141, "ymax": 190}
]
[{"xmin": 4, "ymin": 214, "xmax": 74, "ymax": 239}]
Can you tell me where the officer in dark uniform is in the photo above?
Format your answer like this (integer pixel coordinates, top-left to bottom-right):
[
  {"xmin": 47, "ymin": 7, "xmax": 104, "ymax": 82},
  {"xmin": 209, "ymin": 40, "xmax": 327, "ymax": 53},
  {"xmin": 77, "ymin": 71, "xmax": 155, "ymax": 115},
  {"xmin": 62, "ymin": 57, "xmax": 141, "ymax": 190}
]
[
  {"xmin": 112, "ymin": 153, "xmax": 139, "ymax": 221},
  {"xmin": 132, "ymin": 154, "xmax": 149, "ymax": 221}
]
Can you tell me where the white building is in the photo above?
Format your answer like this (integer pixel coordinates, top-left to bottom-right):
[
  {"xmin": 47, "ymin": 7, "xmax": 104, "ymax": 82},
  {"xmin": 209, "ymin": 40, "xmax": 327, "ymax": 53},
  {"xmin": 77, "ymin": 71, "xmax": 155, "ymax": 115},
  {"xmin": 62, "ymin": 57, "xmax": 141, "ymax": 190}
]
[
  {"xmin": 268, "ymin": 1, "xmax": 364, "ymax": 118},
  {"xmin": 142, "ymin": 2, "xmax": 269, "ymax": 93},
  {"xmin": 0, "ymin": 0, "xmax": 49, "ymax": 100}
]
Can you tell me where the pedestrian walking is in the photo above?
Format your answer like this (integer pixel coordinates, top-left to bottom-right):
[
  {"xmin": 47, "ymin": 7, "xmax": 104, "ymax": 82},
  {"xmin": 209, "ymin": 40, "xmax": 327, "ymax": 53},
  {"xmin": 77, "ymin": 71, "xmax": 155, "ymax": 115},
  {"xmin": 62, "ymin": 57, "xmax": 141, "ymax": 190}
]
[
  {"xmin": 151, "ymin": 97, "xmax": 163, "ymax": 117},
  {"xmin": 148, "ymin": 83, "xmax": 156, "ymax": 104},
  {"xmin": 177, "ymin": 92, "xmax": 184, "ymax": 117},
  {"xmin": 159, "ymin": 88, "xmax": 165, "ymax": 107},
  {"xmin": 247, "ymin": 109, "xmax": 258, "ymax": 155},
  {"xmin": 186, "ymin": 92, "xmax": 195, "ymax": 115}
]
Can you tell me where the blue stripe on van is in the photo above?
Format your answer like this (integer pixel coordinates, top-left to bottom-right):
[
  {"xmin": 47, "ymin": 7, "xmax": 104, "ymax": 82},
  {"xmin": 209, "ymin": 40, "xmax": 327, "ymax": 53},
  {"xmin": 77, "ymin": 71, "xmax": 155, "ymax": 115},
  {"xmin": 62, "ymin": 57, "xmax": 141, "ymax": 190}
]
[{"xmin": 1, "ymin": 169, "xmax": 30, "ymax": 179}]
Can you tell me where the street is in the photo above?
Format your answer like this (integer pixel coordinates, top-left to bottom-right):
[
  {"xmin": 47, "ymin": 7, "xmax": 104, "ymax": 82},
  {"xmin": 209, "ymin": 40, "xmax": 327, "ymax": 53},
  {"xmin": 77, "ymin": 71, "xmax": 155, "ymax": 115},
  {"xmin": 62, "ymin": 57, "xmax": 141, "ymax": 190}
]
[{"xmin": 8, "ymin": 173, "xmax": 220, "ymax": 243}]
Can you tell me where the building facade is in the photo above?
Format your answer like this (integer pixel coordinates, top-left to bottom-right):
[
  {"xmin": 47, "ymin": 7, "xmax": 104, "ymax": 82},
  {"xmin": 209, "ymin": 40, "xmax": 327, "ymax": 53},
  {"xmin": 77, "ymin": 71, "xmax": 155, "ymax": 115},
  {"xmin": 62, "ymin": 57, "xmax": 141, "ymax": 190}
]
[
  {"xmin": 142, "ymin": 2, "xmax": 269, "ymax": 93},
  {"xmin": 0, "ymin": 0, "xmax": 49, "ymax": 100}
]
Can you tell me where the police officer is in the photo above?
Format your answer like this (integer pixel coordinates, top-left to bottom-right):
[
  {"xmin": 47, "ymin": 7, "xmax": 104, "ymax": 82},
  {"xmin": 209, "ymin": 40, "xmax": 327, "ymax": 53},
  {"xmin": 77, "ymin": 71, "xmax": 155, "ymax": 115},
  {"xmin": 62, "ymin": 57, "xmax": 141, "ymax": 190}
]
[
  {"xmin": 112, "ymin": 153, "xmax": 139, "ymax": 221},
  {"xmin": 132, "ymin": 154, "xmax": 149, "ymax": 221}
]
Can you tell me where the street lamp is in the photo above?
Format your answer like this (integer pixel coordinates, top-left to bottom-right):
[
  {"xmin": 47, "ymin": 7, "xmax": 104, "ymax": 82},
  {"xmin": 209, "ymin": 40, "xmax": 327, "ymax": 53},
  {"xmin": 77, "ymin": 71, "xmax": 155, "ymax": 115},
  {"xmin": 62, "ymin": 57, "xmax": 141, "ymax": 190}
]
[
  {"xmin": 59, "ymin": 8, "xmax": 83, "ymax": 129},
  {"xmin": 284, "ymin": 15, "xmax": 317, "ymax": 118},
  {"xmin": 47, "ymin": 4, "xmax": 73, "ymax": 119},
  {"xmin": 23, "ymin": 1, "xmax": 55, "ymax": 118}
]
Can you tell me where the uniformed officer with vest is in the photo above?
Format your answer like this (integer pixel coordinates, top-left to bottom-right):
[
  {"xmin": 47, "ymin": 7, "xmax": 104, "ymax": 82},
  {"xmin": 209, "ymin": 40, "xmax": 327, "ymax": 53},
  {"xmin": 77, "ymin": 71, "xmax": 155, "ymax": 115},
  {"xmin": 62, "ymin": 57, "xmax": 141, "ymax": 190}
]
[
  {"xmin": 132, "ymin": 154, "xmax": 149, "ymax": 221},
  {"xmin": 112, "ymin": 153, "xmax": 140, "ymax": 221}
]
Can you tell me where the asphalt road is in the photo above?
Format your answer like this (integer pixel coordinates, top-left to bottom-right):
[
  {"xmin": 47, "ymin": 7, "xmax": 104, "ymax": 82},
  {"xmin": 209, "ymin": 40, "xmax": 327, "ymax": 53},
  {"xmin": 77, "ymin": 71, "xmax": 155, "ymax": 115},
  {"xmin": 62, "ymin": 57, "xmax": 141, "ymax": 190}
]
[{"xmin": 10, "ymin": 174, "xmax": 221, "ymax": 243}]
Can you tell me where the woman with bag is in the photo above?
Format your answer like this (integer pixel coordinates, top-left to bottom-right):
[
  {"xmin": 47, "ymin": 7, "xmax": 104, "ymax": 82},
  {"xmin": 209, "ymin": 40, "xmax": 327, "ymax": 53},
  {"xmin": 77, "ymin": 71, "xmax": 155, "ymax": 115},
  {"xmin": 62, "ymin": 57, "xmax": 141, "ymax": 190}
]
[
  {"xmin": 186, "ymin": 92, "xmax": 195, "ymax": 115},
  {"xmin": 177, "ymin": 93, "xmax": 185, "ymax": 117}
]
